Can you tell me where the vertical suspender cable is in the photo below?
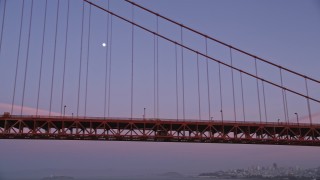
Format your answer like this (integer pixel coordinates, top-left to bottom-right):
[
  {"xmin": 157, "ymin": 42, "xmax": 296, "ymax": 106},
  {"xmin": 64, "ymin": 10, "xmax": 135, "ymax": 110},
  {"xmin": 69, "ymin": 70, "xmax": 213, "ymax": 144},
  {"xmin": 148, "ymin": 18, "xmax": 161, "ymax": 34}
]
[
  {"xmin": 279, "ymin": 68, "xmax": 288, "ymax": 123},
  {"xmin": 181, "ymin": 26, "xmax": 185, "ymax": 120},
  {"xmin": 21, "ymin": 0, "xmax": 34, "ymax": 115},
  {"xmin": 153, "ymin": 34, "xmax": 156, "ymax": 119},
  {"xmin": 240, "ymin": 72, "xmax": 246, "ymax": 121},
  {"xmin": 60, "ymin": 0, "xmax": 70, "ymax": 115},
  {"xmin": 284, "ymin": 87, "xmax": 289, "ymax": 123},
  {"xmin": 77, "ymin": 1, "xmax": 85, "ymax": 117},
  {"xmin": 85, "ymin": 1, "xmax": 320, "ymax": 126},
  {"xmin": 205, "ymin": 37, "xmax": 211, "ymax": 120},
  {"xmin": 107, "ymin": 15, "xmax": 113, "ymax": 117},
  {"xmin": 254, "ymin": 58, "xmax": 262, "ymax": 123},
  {"xmin": 11, "ymin": 0, "xmax": 25, "ymax": 115},
  {"xmin": 175, "ymin": 43, "xmax": 179, "ymax": 120},
  {"xmin": 84, "ymin": 4, "xmax": 92, "ymax": 117},
  {"xmin": 49, "ymin": 0, "xmax": 60, "ymax": 116},
  {"xmin": 196, "ymin": 53, "xmax": 201, "ymax": 120},
  {"xmin": 156, "ymin": 16, "xmax": 159, "ymax": 118},
  {"xmin": 230, "ymin": 48, "xmax": 236, "ymax": 122},
  {"xmin": 262, "ymin": 81, "xmax": 268, "ymax": 122},
  {"xmin": 36, "ymin": 0, "xmax": 48, "ymax": 116},
  {"xmin": 103, "ymin": 0, "xmax": 110, "ymax": 118},
  {"xmin": 0, "ymin": 0, "xmax": 7, "ymax": 57},
  {"xmin": 130, "ymin": 4, "xmax": 134, "ymax": 119},
  {"xmin": 0, "ymin": 0, "xmax": 5, "ymax": 106},
  {"xmin": 305, "ymin": 78, "xmax": 312, "ymax": 125},
  {"xmin": 218, "ymin": 63, "xmax": 223, "ymax": 121}
]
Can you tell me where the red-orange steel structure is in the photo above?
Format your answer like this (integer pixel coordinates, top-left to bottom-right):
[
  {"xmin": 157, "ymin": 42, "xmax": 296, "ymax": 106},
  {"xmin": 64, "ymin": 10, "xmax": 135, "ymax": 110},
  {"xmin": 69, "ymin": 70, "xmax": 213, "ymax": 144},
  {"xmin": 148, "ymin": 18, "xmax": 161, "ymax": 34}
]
[{"xmin": 1, "ymin": 115, "xmax": 319, "ymax": 146}]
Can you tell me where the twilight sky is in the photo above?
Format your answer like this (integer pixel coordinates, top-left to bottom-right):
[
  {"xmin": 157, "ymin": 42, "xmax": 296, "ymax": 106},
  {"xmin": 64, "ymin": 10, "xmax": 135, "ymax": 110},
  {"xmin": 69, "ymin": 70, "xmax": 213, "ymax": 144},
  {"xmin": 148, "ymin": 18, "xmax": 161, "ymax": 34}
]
[{"xmin": 0, "ymin": 0, "xmax": 320, "ymax": 179}]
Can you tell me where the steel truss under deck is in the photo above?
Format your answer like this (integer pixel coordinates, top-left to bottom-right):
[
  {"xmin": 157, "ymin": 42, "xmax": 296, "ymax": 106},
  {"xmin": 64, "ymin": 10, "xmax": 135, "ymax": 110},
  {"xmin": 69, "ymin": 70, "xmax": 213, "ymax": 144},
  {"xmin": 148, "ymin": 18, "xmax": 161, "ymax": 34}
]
[{"xmin": 0, "ymin": 115, "xmax": 320, "ymax": 146}]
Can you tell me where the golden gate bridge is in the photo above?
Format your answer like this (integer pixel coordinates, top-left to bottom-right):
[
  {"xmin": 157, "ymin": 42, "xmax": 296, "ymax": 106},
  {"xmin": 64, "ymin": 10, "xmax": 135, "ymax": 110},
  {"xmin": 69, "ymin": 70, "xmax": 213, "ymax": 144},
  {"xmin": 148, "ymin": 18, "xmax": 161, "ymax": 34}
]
[{"xmin": 0, "ymin": 0, "xmax": 319, "ymax": 146}]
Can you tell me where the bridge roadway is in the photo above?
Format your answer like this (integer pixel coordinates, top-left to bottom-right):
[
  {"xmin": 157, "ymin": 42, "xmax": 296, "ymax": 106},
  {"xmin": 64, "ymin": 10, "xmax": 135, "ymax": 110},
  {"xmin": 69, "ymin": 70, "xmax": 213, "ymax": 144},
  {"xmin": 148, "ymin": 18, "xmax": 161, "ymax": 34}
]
[{"xmin": 0, "ymin": 115, "xmax": 319, "ymax": 146}]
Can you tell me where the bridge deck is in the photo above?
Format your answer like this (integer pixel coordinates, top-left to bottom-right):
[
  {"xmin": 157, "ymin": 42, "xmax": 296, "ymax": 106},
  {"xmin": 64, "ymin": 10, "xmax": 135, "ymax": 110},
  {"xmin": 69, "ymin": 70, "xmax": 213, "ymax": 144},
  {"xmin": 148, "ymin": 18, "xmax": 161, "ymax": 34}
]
[{"xmin": 0, "ymin": 115, "xmax": 319, "ymax": 146}]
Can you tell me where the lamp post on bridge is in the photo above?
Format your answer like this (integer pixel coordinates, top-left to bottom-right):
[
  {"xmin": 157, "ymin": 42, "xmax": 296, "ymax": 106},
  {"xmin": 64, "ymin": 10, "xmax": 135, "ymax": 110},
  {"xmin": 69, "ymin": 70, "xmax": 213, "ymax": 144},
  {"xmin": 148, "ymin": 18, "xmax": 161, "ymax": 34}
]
[
  {"xmin": 143, "ymin": 108, "xmax": 146, "ymax": 120},
  {"xmin": 294, "ymin": 113, "xmax": 299, "ymax": 125},
  {"xmin": 63, "ymin": 105, "xmax": 67, "ymax": 117}
]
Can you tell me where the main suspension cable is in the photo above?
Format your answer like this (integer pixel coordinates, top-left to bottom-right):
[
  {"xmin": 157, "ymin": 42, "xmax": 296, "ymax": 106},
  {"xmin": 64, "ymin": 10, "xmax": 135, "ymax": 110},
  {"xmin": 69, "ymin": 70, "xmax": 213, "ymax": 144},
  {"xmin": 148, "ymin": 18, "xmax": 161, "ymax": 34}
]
[
  {"xmin": 123, "ymin": 0, "xmax": 320, "ymax": 85},
  {"xmin": 84, "ymin": 0, "xmax": 320, "ymax": 104}
]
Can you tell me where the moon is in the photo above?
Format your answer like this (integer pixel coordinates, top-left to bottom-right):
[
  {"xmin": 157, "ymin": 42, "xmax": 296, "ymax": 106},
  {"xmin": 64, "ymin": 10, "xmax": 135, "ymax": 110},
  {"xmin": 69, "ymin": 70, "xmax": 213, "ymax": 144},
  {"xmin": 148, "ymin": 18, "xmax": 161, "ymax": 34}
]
[{"xmin": 102, "ymin": 42, "xmax": 106, "ymax": 47}]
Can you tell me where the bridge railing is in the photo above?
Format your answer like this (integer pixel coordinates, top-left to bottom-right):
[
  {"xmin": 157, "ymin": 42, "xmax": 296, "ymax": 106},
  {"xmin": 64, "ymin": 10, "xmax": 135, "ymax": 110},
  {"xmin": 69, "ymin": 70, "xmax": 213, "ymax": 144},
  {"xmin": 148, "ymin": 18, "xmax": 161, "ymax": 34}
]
[{"xmin": 1, "ymin": 114, "xmax": 318, "ymax": 127}]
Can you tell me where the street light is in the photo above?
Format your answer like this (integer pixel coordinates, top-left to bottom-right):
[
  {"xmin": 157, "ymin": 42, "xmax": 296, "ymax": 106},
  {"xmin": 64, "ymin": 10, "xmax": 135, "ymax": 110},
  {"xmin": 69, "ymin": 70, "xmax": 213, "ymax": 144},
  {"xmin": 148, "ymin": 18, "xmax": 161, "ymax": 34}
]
[
  {"xmin": 210, "ymin": 117, "xmax": 213, "ymax": 121},
  {"xmin": 63, "ymin": 105, "xmax": 67, "ymax": 117},
  {"xmin": 294, "ymin": 113, "xmax": 299, "ymax": 125},
  {"xmin": 143, "ymin": 108, "xmax": 146, "ymax": 119},
  {"xmin": 277, "ymin": 119, "xmax": 280, "ymax": 123}
]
